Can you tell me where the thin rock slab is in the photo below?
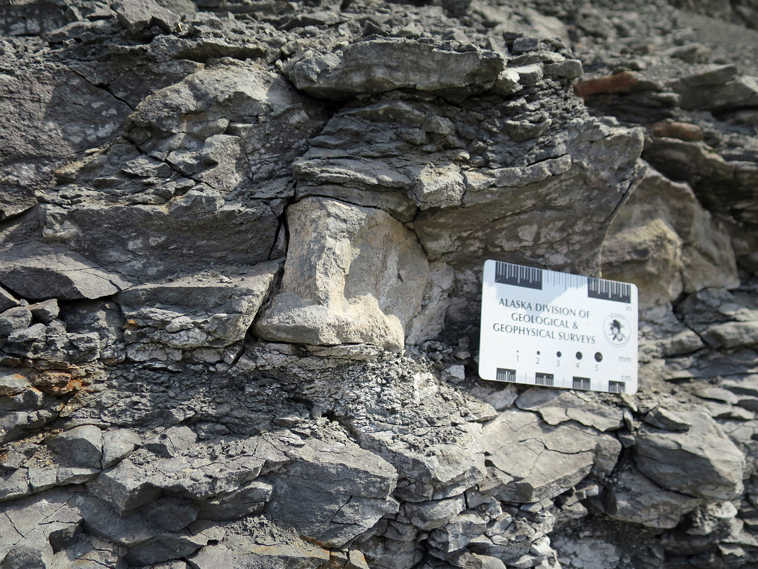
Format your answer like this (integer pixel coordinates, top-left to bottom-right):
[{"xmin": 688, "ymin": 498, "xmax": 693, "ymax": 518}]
[
  {"xmin": 117, "ymin": 261, "xmax": 280, "ymax": 356},
  {"xmin": 480, "ymin": 410, "xmax": 621, "ymax": 503},
  {"xmin": 604, "ymin": 467, "xmax": 701, "ymax": 529},
  {"xmin": 634, "ymin": 409, "xmax": 745, "ymax": 500},
  {"xmin": 285, "ymin": 38, "xmax": 504, "ymax": 100},
  {"xmin": 266, "ymin": 432, "xmax": 399, "ymax": 547},
  {"xmin": 515, "ymin": 388, "xmax": 623, "ymax": 432},
  {"xmin": 188, "ymin": 534, "xmax": 330, "ymax": 569},
  {"xmin": 0, "ymin": 243, "xmax": 129, "ymax": 301}
]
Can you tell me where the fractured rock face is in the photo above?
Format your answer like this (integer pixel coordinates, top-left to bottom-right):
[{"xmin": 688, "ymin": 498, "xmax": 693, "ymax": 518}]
[
  {"xmin": 0, "ymin": 243, "xmax": 129, "ymax": 301},
  {"xmin": 255, "ymin": 197, "xmax": 428, "ymax": 350},
  {"xmin": 605, "ymin": 467, "xmax": 701, "ymax": 529},
  {"xmin": 284, "ymin": 39, "xmax": 504, "ymax": 100},
  {"xmin": 601, "ymin": 165, "xmax": 739, "ymax": 305},
  {"xmin": 414, "ymin": 118, "xmax": 644, "ymax": 275},
  {"xmin": 266, "ymin": 433, "xmax": 399, "ymax": 547},
  {"xmin": 118, "ymin": 261, "xmax": 280, "ymax": 360},
  {"xmin": 634, "ymin": 410, "xmax": 745, "ymax": 500},
  {"xmin": 480, "ymin": 410, "xmax": 621, "ymax": 503}
]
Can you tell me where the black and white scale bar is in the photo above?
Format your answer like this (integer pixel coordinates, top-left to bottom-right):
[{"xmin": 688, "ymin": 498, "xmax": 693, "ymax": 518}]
[
  {"xmin": 494, "ymin": 261, "xmax": 543, "ymax": 290},
  {"xmin": 587, "ymin": 277, "xmax": 631, "ymax": 303},
  {"xmin": 496, "ymin": 368, "xmax": 517, "ymax": 382}
]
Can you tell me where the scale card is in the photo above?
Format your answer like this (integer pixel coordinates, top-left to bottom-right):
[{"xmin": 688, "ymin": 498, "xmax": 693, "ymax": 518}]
[{"xmin": 478, "ymin": 260, "xmax": 638, "ymax": 394}]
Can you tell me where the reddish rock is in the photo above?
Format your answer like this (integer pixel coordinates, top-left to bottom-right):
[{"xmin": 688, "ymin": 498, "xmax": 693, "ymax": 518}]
[{"xmin": 650, "ymin": 120, "xmax": 704, "ymax": 142}]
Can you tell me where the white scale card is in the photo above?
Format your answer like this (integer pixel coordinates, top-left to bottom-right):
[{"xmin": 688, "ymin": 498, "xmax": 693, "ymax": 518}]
[{"xmin": 478, "ymin": 260, "xmax": 638, "ymax": 394}]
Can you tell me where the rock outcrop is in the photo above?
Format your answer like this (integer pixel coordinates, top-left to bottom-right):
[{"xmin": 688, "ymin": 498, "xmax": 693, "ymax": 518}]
[{"xmin": 0, "ymin": 1, "xmax": 757, "ymax": 568}]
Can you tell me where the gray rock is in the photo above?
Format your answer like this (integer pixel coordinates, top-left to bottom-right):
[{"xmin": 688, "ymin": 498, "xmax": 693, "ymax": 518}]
[
  {"xmin": 88, "ymin": 448, "xmax": 265, "ymax": 514},
  {"xmin": 643, "ymin": 407, "xmax": 691, "ymax": 432},
  {"xmin": 515, "ymin": 389, "xmax": 623, "ymax": 432},
  {"xmin": 27, "ymin": 299, "xmax": 59, "ymax": 325},
  {"xmin": 601, "ymin": 165, "xmax": 739, "ymax": 306},
  {"xmin": 143, "ymin": 497, "xmax": 198, "ymax": 532},
  {"xmin": 0, "ymin": 489, "xmax": 82, "ymax": 568},
  {"xmin": 643, "ymin": 137, "xmax": 758, "ymax": 229},
  {"xmin": 256, "ymin": 198, "xmax": 428, "ymax": 351},
  {"xmin": 605, "ymin": 467, "xmax": 701, "ymax": 529},
  {"xmin": 0, "ymin": 244, "xmax": 128, "ymax": 301},
  {"xmin": 480, "ymin": 410, "xmax": 620, "ymax": 503},
  {"xmin": 672, "ymin": 66, "xmax": 758, "ymax": 111},
  {"xmin": 635, "ymin": 410, "xmax": 745, "ymax": 500},
  {"xmin": 102, "ymin": 429, "xmax": 141, "ymax": 468},
  {"xmin": 357, "ymin": 420, "xmax": 486, "ymax": 503},
  {"xmin": 126, "ymin": 533, "xmax": 206, "ymax": 566},
  {"xmin": 0, "ymin": 307, "xmax": 31, "ymax": 338},
  {"xmin": 0, "ymin": 469, "xmax": 30, "ymax": 502},
  {"xmin": 285, "ymin": 39, "xmax": 504, "ymax": 100},
  {"xmin": 404, "ymin": 495, "xmax": 466, "ymax": 530},
  {"xmin": 197, "ymin": 480, "xmax": 272, "ymax": 521},
  {"xmin": 702, "ymin": 321, "xmax": 758, "ymax": 349},
  {"xmin": 0, "ymin": 369, "xmax": 31, "ymax": 397},
  {"xmin": 267, "ymin": 433, "xmax": 399, "ymax": 547},
  {"xmin": 415, "ymin": 119, "xmax": 644, "ymax": 275},
  {"xmin": 119, "ymin": 261, "xmax": 280, "ymax": 357},
  {"xmin": 144, "ymin": 426, "xmax": 197, "ymax": 458},
  {"xmin": 0, "ymin": 287, "xmax": 19, "ymax": 313},
  {"xmin": 429, "ymin": 512, "xmax": 488, "ymax": 553},
  {"xmin": 47, "ymin": 425, "xmax": 103, "ymax": 469},
  {"xmin": 544, "ymin": 59, "xmax": 584, "ymax": 80},
  {"xmin": 188, "ymin": 534, "xmax": 330, "ymax": 569},
  {"xmin": 114, "ymin": 0, "xmax": 181, "ymax": 36}
]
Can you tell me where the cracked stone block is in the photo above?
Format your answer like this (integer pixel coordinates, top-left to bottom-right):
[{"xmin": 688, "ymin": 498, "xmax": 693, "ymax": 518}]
[
  {"xmin": 635, "ymin": 410, "xmax": 745, "ymax": 500},
  {"xmin": 255, "ymin": 197, "xmax": 428, "ymax": 351},
  {"xmin": 188, "ymin": 533, "xmax": 330, "ymax": 569},
  {"xmin": 0, "ymin": 243, "xmax": 129, "ymax": 301},
  {"xmin": 480, "ymin": 410, "xmax": 620, "ymax": 503},
  {"xmin": 602, "ymin": 165, "xmax": 738, "ymax": 306},
  {"xmin": 118, "ymin": 261, "xmax": 280, "ymax": 356},
  {"xmin": 47, "ymin": 425, "xmax": 103, "ymax": 469},
  {"xmin": 605, "ymin": 467, "xmax": 701, "ymax": 529},
  {"xmin": 515, "ymin": 389, "xmax": 623, "ymax": 432},
  {"xmin": 266, "ymin": 432, "xmax": 399, "ymax": 547},
  {"xmin": 285, "ymin": 39, "xmax": 504, "ymax": 100}
]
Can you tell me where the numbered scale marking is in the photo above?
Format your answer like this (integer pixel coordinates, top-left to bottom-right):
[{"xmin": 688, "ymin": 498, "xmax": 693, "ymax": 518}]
[{"xmin": 479, "ymin": 260, "xmax": 638, "ymax": 394}]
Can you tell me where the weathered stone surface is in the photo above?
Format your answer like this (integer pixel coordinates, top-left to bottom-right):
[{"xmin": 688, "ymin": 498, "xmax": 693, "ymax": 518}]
[
  {"xmin": 0, "ymin": 61, "xmax": 131, "ymax": 221},
  {"xmin": 643, "ymin": 137, "xmax": 758, "ymax": 229},
  {"xmin": 118, "ymin": 261, "xmax": 280, "ymax": 359},
  {"xmin": 188, "ymin": 533, "xmax": 330, "ymax": 569},
  {"xmin": 480, "ymin": 410, "xmax": 620, "ymax": 503},
  {"xmin": 27, "ymin": 299, "xmax": 59, "ymax": 325},
  {"xmin": 88, "ymin": 447, "xmax": 265, "ymax": 514},
  {"xmin": 114, "ymin": 0, "xmax": 181, "ymax": 36},
  {"xmin": 0, "ymin": 489, "xmax": 83, "ymax": 568},
  {"xmin": 0, "ymin": 2, "xmax": 757, "ymax": 569},
  {"xmin": 415, "ymin": 119, "xmax": 643, "ymax": 275},
  {"xmin": 102, "ymin": 429, "xmax": 141, "ymax": 468},
  {"xmin": 405, "ymin": 495, "xmax": 467, "ymax": 531},
  {"xmin": 0, "ymin": 243, "xmax": 128, "ymax": 301},
  {"xmin": 0, "ymin": 307, "xmax": 32, "ymax": 338},
  {"xmin": 267, "ymin": 433, "xmax": 399, "ymax": 547},
  {"xmin": 285, "ymin": 39, "xmax": 504, "ymax": 100},
  {"xmin": 601, "ymin": 165, "xmax": 738, "ymax": 305},
  {"xmin": 256, "ymin": 198, "xmax": 428, "ymax": 350},
  {"xmin": 605, "ymin": 467, "xmax": 701, "ymax": 529},
  {"xmin": 515, "ymin": 389, "xmax": 623, "ymax": 432},
  {"xmin": 672, "ymin": 65, "xmax": 758, "ymax": 111},
  {"xmin": 635, "ymin": 410, "xmax": 745, "ymax": 500},
  {"xmin": 47, "ymin": 425, "xmax": 104, "ymax": 469}
]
